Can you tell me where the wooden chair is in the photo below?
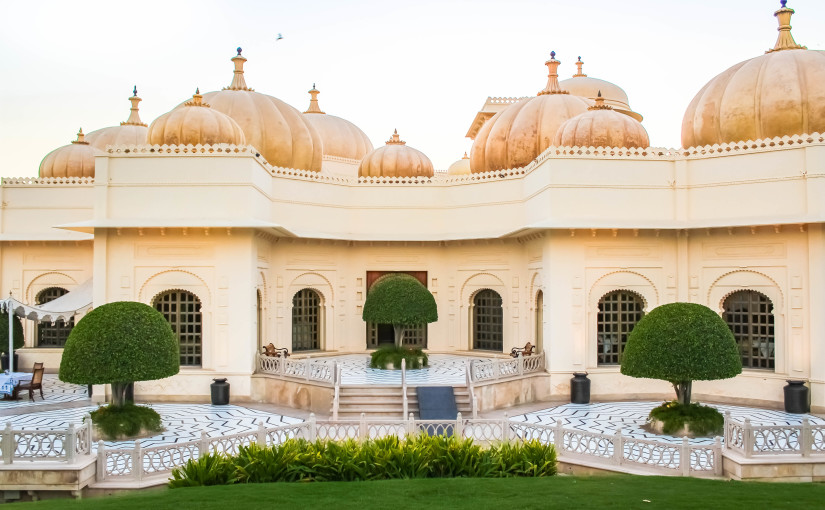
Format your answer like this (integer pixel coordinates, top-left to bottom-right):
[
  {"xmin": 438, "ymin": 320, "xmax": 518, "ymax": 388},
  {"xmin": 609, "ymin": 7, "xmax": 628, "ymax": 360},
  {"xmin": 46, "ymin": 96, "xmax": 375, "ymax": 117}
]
[
  {"xmin": 510, "ymin": 342, "xmax": 535, "ymax": 358},
  {"xmin": 15, "ymin": 363, "xmax": 44, "ymax": 401},
  {"xmin": 261, "ymin": 343, "xmax": 290, "ymax": 358}
]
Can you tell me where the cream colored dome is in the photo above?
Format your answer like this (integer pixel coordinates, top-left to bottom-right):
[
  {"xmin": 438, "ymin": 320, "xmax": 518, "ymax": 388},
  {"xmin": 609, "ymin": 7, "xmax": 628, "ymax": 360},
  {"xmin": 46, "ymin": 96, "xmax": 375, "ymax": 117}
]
[
  {"xmin": 199, "ymin": 48, "xmax": 322, "ymax": 172},
  {"xmin": 447, "ymin": 153, "xmax": 471, "ymax": 175},
  {"xmin": 559, "ymin": 57, "xmax": 642, "ymax": 122},
  {"xmin": 682, "ymin": 3, "xmax": 825, "ymax": 148},
  {"xmin": 470, "ymin": 52, "xmax": 591, "ymax": 174},
  {"xmin": 39, "ymin": 128, "xmax": 97, "ymax": 178},
  {"xmin": 86, "ymin": 87, "xmax": 148, "ymax": 149},
  {"xmin": 302, "ymin": 85, "xmax": 373, "ymax": 161},
  {"xmin": 359, "ymin": 130, "xmax": 434, "ymax": 177},
  {"xmin": 554, "ymin": 93, "xmax": 650, "ymax": 148},
  {"xmin": 148, "ymin": 90, "xmax": 246, "ymax": 146}
]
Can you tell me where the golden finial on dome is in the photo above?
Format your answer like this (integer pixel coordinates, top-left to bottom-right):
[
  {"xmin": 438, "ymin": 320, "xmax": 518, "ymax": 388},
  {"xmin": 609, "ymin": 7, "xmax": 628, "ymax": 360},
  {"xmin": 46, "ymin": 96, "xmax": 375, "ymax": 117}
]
[
  {"xmin": 121, "ymin": 86, "xmax": 148, "ymax": 127},
  {"xmin": 462, "ymin": 152, "xmax": 469, "ymax": 159},
  {"xmin": 225, "ymin": 47, "xmax": 254, "ymax": 91},
  {"xmin": 767, "ymin": 1, "xmax": 806, "ymax": 53},
  {"xmin": 305, "ymin": 84, "xmax": 325, "ymax": 114},
  {"xmin": 71, "ymin": 128, "xmax": 89, "ymax": 145},
  {"xmin": 184, "ymin": 89, "xmax": 210, "ymax": 107},
  {"xmin": 588, "ymin": 90, "xmax": 613, "ymax": 111},
  {"xmin": 386, "ymin": 129, "xmax": 406, "ymax": 145},
  {"xmin": 573, "ymin": 56, "xmax": 587, "ymax": 77},
  {"xmin": 538, "ymin": 51, "xmax": 569, "ymax": 96}
]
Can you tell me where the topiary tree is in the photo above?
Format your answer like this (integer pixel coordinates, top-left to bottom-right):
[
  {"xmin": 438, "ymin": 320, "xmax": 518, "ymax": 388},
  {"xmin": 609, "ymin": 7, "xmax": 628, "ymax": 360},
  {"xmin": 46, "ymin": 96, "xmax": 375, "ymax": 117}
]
[
  {"xmin": 362, "ymin": 273, "xmax": 438, "ymax": 347},
  {"xmin": 621, "ymin": 302, "xmax": 741, "ymax": 406},
  {"xmin": 0, "ymin": 312, "xmax": 24, "ymax": 355},
  {"xmin": 60, "ymin": 301, "xmax": 179, "ymax": 407}
]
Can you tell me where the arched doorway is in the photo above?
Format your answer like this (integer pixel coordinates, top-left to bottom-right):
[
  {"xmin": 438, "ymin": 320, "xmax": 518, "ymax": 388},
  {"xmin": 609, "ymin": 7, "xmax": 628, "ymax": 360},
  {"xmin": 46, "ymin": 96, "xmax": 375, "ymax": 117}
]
[
  {"xmin": 596, "ymin": 290, "xmax": 644, "ymax": 365},
  {"xmin": 292, "ymin": 288, "xmax": 322, "ymax": 351},
  {"xmin": 35, "ymin": 287, "xmax": 74, "ymax": 347},
  {"xmin": 473, "ymin": 289, "xmax": 503, "ymax": 351},
  {"xmin": 723, "ymin": 290, "xmax": 775, "ymax": 370},
  {"xmin": 153, "ymin": 290, "xmax": 203, "ymax": 367}
]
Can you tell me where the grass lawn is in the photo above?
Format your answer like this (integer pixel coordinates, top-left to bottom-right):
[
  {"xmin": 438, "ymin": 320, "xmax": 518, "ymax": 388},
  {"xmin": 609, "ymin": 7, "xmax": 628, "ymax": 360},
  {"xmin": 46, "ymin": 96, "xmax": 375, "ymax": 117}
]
[{"xmin": 8, "ymin": 476, "xmax": 825, "ymax": 510}]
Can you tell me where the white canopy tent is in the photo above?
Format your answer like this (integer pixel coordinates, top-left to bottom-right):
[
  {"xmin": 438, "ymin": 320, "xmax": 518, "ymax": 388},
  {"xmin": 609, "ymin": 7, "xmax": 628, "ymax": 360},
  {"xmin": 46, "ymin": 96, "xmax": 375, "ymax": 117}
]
[{"xmin": 1, "ymin": 279, "xmax": 93, "ymax": 372}]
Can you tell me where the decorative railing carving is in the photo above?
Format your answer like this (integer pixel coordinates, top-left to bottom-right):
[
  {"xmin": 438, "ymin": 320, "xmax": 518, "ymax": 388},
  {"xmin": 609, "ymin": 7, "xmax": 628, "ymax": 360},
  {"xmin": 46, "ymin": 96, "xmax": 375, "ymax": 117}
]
[
  {"xmin": 469, "ymin": 353, "xmax": 546, "ymax": 383},
  {"xmin": 723, "ymin": 412, "xmax": 825, "ymax": 457},
  {"xmin": 0, "ymin": 415, "xmax": 92, "ymax": 464},
  {"xmin": 256, "ymin": 353, "xmax": 335, "ymax": 385}
]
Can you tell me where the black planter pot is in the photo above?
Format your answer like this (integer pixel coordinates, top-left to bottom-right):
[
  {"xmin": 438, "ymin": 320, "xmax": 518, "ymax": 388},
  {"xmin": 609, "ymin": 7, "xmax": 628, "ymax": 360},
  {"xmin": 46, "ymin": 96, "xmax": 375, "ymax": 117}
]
[
  {"xmin": 1, "ymin": 353, "xmax": 19, "ymax": 372},
  {"xmin": 211, "ymin": 378, "xmax": 230, "ymax": 405},
  {"xmin": 784, "ymin": 380, "xmax": 810, "ymax": 414},
  {"xmin": 571, "ymin": 372, "xmax": 591, "ymax": 404}
]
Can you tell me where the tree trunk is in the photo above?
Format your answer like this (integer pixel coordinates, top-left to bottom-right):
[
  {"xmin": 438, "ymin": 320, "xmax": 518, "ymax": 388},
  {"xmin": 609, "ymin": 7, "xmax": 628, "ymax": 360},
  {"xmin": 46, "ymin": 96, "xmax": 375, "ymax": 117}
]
[
  {"xmin": 393, "ymin": 324, "xmax": 405, "ymax": 348},
  {"xmin": 111, "ymin": 382, "xmax": 128, "ymax": 408},
  {"xmin": 672, "ymin": 380, "xmax": 692, "ymax": 406}
]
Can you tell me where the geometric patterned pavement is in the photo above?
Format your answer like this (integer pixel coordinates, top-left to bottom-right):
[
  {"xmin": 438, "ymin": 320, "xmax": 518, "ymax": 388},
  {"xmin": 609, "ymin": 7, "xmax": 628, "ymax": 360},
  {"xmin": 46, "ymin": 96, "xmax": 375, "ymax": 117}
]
[
  {"xmin": 0, "ymin": 374, "xmax": 90, "ymax": 410},
  {"xmin": 0, "ymin": 404, "xmax": 303, "ymax": 449},
  {"xmin": 314, "ymin": 354, "xmax": 493, "ymax": 386},
  {"xmin": 512, "ymin": 401, "xmax": 825, "ymax": 446}
]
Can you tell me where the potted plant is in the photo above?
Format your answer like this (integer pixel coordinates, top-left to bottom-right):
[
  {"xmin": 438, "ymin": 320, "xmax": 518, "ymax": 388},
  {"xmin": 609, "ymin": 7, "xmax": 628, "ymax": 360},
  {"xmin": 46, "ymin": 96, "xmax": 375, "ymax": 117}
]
[
  {"xmin": 0, "ymin": 313, "xmax": 24, "ymax": 372},
  {"xmin": 59, "ymin": 301, "xmax": 179, "ymax": 439},
  {"xmin": 362, "ymin": 274, "xmax": 437, "ymax": 370},
  {"xmin": 621, "ymin": 302, "xmax": 742, "ymax": 436}
]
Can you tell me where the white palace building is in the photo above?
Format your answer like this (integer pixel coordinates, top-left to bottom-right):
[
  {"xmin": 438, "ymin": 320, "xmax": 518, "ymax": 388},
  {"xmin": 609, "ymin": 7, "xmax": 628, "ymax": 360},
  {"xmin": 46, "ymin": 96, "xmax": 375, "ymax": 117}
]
[{"xmin": 2, "ymin": 2, "xmax": 825, "ymax": 412}]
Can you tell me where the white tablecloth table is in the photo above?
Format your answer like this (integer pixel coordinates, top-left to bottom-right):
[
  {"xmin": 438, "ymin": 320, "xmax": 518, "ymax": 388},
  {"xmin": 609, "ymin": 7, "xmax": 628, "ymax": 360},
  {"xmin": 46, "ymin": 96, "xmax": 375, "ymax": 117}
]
[{"xmin": 0, "ymin": 372, "xmax": 33, "ymax": 397}]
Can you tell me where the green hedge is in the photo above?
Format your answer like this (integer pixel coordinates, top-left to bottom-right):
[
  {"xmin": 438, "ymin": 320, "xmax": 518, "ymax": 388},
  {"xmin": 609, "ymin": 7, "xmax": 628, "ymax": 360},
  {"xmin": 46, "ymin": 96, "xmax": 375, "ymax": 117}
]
[
  {"xmin": 60, "ymin": 301, "xmax": 179, "ymax": 385},
  {"xmin": 0, "ymin": 312, "xmax": 24, "ymax": 353},
  {"xmin": 89, "ymin": 403, "xmax": 164, "ymax": 439},
  {"xmin": 621, "ymin": 302, "xmax": 741, "ymax": 382},
  {"xmin": 169, "ymin": 435, "xmax": 557, "ymax": 487},
  {"xmin": 362, "ymin": 274, "xmax": 437, "ymax": 326},
  {"xmin": 370, "ymin": 345, "xmax": 429, "ymax": 369},
  {"xmin": 649, "ymin": 401, "xmax": 724, "ymax": 436}
]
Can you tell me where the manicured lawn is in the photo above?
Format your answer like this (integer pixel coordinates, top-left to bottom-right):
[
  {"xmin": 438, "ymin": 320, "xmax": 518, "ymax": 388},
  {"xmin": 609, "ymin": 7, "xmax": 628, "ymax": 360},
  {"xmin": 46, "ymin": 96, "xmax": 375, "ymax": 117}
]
[{"xmin": 9, "ymin": 476, "xmax": 825, "ymax": 509}]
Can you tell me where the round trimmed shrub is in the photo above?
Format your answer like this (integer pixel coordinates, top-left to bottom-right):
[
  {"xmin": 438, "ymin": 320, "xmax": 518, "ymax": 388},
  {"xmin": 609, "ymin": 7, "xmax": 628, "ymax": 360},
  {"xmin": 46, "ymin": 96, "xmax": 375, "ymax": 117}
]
[
  {"xmin": 0, "ymin": 312, "xmax": 24, "ymax": 354},
  {"xmin": 362, "ymin": 273, "xmax": 437, "ymax": 347},
  {"xmin": 59, "ymin": 301, "xmax": 179, "ymax": 406},
  {"xmin": 621, "ymin": 302, "xmax": 741, "ymax": 406}
]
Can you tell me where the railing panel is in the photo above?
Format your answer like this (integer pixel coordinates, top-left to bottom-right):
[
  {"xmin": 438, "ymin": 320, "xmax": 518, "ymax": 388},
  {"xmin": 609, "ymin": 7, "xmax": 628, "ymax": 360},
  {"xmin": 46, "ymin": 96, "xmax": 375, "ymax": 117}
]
[
  {"xmin": 142, "ymin": 442, "xmax": 199, "ymax": 477},
  {"xmin": 14, "ymin": 431, "xmax": 67, "ymax": 460}
]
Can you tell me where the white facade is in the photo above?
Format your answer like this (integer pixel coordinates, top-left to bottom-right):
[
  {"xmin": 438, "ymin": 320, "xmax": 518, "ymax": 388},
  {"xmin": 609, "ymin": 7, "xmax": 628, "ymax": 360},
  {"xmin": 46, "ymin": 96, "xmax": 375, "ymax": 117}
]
[{"xmin": 1, "ymin": 134, "xmax": 824, "ymax": 409}]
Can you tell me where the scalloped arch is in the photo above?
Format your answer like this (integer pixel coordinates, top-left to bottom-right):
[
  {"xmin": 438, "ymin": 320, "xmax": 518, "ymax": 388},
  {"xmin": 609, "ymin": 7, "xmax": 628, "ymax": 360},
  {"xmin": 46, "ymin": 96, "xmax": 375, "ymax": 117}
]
[
  {"xmin": 588, "ymin": 270, "xmax": 658, "ymax": 312},
  {"xmin": 138, "ymin": 269, "xmax": 211, "ymax": 305},
  {"xmin": 460, "ymin": 272, "xmax": 506, "ymax": 304},
  {"xmin": 287, "ymin": 272, "xmax": 334, "ymax": 304},
  {"xmin": 708, "ymin": 269, "xmax": 783, "ymax": 314},
  {"xmin": 25, "ymin": 272, "xmax": 79, "ymax": 304}
]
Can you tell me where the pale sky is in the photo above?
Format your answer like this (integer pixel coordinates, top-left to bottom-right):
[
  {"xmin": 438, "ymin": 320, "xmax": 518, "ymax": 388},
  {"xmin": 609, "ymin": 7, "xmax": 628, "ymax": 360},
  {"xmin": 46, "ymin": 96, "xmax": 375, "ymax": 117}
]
[{"xmin": 1, "ymin": 0, "xmax": 823, "ymax": 177}]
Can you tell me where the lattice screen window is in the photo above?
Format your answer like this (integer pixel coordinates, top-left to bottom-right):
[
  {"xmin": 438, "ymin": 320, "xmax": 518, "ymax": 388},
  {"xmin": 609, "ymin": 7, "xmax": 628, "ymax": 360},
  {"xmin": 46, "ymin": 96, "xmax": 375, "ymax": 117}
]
[
  {"xmin": 36, "ymin": 287, "xmax": 74, "ymax": 347},
  {"xmin": 596, "ymin": 290, "xmax": 644, "ymax": 365},
  {"xmin": 723, "ymin": 290, "xmax": 775, "ymax": 370},
  {"xmin": 366, "ymin": 323, "xmax": 427, "ymax": 348},
  {"xmin": 292, "ymin": 288, "xmax": 321, "ymax": 351},
  {"xmin": 473, "ymin": 289, "xmax": 503, "ymax": 351},
  {"xmin": 154, "ymin": 290, "xmax": 202, "ymax": 367}
]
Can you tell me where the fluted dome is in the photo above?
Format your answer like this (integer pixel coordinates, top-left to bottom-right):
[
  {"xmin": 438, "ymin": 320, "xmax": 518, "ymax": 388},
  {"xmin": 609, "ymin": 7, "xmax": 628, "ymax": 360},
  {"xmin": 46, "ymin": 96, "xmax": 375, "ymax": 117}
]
[
  {"xmin": 554, "ymin": 93, "xmax": 650, "ymax": 148},
  {"xmin": 302, "ymin": 85, "xmax": 373, "ymax": 161},
  {"xmin": 359, "ymin": 130, "xmax": 434, "ymax": 177},
  {"xmin": 148, "ymin": 90, "xmax": 246, "ymax": 146},
  {"xmin": 682, "ymin": 2, "xmax": 825, "ymax": 148},
  {"xmin": 470, "ymin": 52, "xmax": 591, "ymax": 173},
  {"xmin": 447, "ymin": 153, "xmax": 471, "ymax": 175},
  {"xmin": 86, "ymin": 87, "xmax": 148, "ymax": 149},
  {"xmin": 198, "ymin": 48, "xmax": 322, "ymax": 172},
  {"xmin": 559, "ymin": 57, "xmax": 642, "ymax": 122},
  {"xmin": 40, "ymin": 128, "xmax": 97, "ymax": 178}
]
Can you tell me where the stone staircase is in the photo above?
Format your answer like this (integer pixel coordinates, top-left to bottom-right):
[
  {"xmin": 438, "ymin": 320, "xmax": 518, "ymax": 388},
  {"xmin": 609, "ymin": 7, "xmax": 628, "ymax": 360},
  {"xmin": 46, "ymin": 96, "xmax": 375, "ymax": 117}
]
[{"xmin": 334, "ymin": 385, "xmax": 473, "ymax": 420}]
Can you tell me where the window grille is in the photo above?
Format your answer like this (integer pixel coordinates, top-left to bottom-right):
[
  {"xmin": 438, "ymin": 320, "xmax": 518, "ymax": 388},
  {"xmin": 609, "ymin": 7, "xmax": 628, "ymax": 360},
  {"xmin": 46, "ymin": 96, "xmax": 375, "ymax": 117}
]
[
  {"xmin": 154, "ymin": 290, "xmax": 202, "ymax": 367},
  {"xmin": 366, "ymin": 323, "xmax": 427, "ymax": 348},
  {"xmin": 292, "ymin": 289, "xmax": 321, "ymax": 351},
  {"xmin": 597, "ymin": 290, "xmax": 644, "ymax": 365},
  {"xmin": 36, "ymin": 287, "xmax": 74, "ymax": 347},
  {"xmin": 473, "ymin": 289, "xmax": 503, "ymax": 351},
  {"xmin": 723, "ymin": 290, "xmax": 775, "ymax": 370}
]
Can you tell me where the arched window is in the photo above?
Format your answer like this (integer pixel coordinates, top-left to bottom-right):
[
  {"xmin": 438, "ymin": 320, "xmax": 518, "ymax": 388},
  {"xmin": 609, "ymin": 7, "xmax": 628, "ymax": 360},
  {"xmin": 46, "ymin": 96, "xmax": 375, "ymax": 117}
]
[
  {"xmin": 597, "ymin": 290, "xmax": 644, "ymax": 365},
  {"xmin": 292, "ymin": 288, "xmax": 321, "ymax": 351},
  {"xmin": 535, "ymin": 290, "xmax": 544, "ymax": 353},
  {"xmin": 723, "ymin": 290, "xmax": 775, "ymax": 370},
  {"xmin": 153, "ymin": 290, "xmax": 202, "ymax": 367},
  {"xmin": 36, "ymin": 287, "xmax": 74, "ymax": 347},
  {"xmin": 256, "ymin": 289, "xmax": 263, "ymax": 350},
  {"xmin": 473, "ymin": 289, "xmax": 503, "ymax": 351}
]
